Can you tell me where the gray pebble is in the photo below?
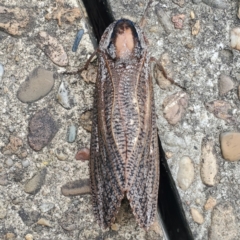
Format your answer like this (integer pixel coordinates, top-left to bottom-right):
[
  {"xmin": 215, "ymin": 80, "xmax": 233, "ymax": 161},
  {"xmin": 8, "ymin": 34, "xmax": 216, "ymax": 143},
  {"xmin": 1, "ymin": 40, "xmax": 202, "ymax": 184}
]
[
  {"xmin": 39, "ymin": 202, "xmax": 55, "ymax": 213},
  {"xmin": 67, "ymin": 125, "xmax": 77, "ymax": 143},
  {"xmin": 5, "ymin": 159, "xmax": 14, "ymax": 167},
  {"xmin": 0, "ymin": 63, "xmax": 4, "ymax": 84},
  {"xmin": 22, "ymin": 159, "xmax": 30, "ymax": 168}
]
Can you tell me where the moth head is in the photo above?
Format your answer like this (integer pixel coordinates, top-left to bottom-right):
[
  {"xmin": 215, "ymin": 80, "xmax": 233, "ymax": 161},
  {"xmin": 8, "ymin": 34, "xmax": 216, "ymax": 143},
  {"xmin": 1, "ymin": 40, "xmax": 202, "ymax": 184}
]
[{"xmin": 107, "ymin": 19, "xmax": 143, "ymax": 59}]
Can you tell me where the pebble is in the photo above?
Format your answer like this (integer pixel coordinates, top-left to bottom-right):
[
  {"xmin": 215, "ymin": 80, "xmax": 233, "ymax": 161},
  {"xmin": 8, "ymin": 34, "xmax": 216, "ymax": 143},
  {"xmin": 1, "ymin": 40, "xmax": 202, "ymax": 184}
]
[
  {"xmin": 163, "ymin": 91, "xmax": 189, "ymax": 125},
  {"xmin": 154, "ymin": 52, "xmax": 173, "ymax": 89},
  {"xmin": 218, "ymin": 74, "xmax": 234, "ymax": 96},
  {"xmin": 0, "ymin": 173, "xmax": 8, "ymax": 186},
  {"xmin": 25, "ymin": 234, "xmax": 33, "ymax": 240},
  {"xmin": 37, "ymin": 218, "xmax": 52, "ymax": 227},
  {"xmin": 67, "ymin": 125, "xmax": 77, "ymax": 143},
  {"xmin": 220, "ymin": 132, "xmax": 240, "ymax": 161},
  {"xmin": 111, "ymin": 223, "xmax": 120, "ymax": 231},
  {"xmin": 24, "ymin": 168, "xmax": 47, "ymax": 194},
  {"xmin": 5, "ymin": 158, "xmax": 14, "ymax": 167},
  {"xmin": 75, "ymin": 148, "xmax": 90, "ymax": 161},
  {"xmin": 231, "ymin": 28, "xmax": 240, "ymax": 51},
  {"xmin": 3, "ymin": 135, "xmax": 23, "ymax": 154},
  {"xmin": 172, "ymin": 0, "xmax": 185, "ymax": 7},
  {"xmin": 200, "ymin": 139, "xmax": 217, "ymax": 186},
  {"xmin": 155, "ymin": 5, "xmax": 173, "ymax": 34},
  {"xmin": 28, "ymin": 109, "xmax": 58, "ymax": 151},
  {"xmin": 5, "ymin": 233, "xmax": 16, "ymax": 239},
  {"xmin": 192, "ymin": 20, "xmax": 200, "ymax": 35},
  {"xmin": 190, "ymin": 11, "xmax": 195, "ymax": 19},
  {"xmin": 0, "ymin": 201, "xmax": 7, "ymax": 218},
  {"xmin": 238, "ymin": 85, "xmax": 240, "ymax": 99},
  {"xmin": 172, "ymin": 14, "xmax": 185, "ymax": 29},
  {"xmin": 22, "ymin": 159, "xmax": 30, "ymax": 168},
  {"xmin": 57, "ymin": 81, "xmax": 72, "ymax": 109},
  {"xmin": 18, "ymin": 209, "xmax": 40, "ymax": 226},
  {"xmin": 190, "ymin": 208, "xmax": 204, "ymax": 224},
  {"xmin": 0, "ymin": 6, "xmax": 29, "ymax": 35},
  {"xmin": 202, "ymin": 0, "xmax": 227, "ymax": 9},
  {"xmin": 177, "ymin": 156, "xmax": 194, "ymax": 191},
  {"xmin": 209, "ymin": 203, "xmax": 237, "ymax": 240},
  {"xmin": 79, "ymin": 110, "xmax": 92, "ymax": 132},
  {"xmin": 61, "ymin": 179, "xmax": 90, "ymax": 196},
  {"xmin": 17, "ymin": 67, "xmax": 54, "ymax": 103},
  {"xmin": 80, "ymin": 64, "xmax": 97, "ymax": 84},
  {"xmin": 56, "ymin": 150, "xmax": 68, "ymax": 161},
  {"xmin": 72, "ymin": 29, "xmax": 84, "ymax": 52},
  {"xmin": 205, "ymin": 197, "xmax": 217, "ymax": 211},
  {"xmin": 39, "ymin": 202, "xmax": 55, "ymax": 213},
  {"xmin": 0, "ymin": 63, "xmax": 4, "ymax": 83},
  {"xmin": 205, "ymin": 100, "xmax": 233, "ymax": 122},
  {"xmin": 219, "ymin": 49, "xmax": 233, "ymax": 63},
  {"xmin": 38, "ymin": 31, "xmax": 68, "ymax": 66}
]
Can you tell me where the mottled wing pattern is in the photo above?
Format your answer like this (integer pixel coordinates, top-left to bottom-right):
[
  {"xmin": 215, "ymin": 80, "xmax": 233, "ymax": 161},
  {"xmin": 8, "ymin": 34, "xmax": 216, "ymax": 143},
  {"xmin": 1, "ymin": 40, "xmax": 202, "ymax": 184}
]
[{"xmin": 90, "ymin": 20, "xmax": 159, "ymax": 229}]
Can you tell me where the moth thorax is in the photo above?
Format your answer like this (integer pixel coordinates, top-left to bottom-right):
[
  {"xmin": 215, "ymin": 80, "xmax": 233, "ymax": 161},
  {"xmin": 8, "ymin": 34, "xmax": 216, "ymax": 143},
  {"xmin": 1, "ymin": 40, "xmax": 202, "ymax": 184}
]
[{"xmin": 114, "ymin": 22, "xmax": 135, "ymax": 59}]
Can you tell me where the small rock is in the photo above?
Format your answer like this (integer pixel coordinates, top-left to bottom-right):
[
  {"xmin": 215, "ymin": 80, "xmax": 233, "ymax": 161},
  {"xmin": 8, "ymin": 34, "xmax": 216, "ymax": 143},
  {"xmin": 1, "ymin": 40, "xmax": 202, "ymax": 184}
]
[
  {"xmin": 205, "ymin": 197, "xmax": 217, "ymax": 211},
  {"xmin": 192, "ymin": 20, "xmax": 200, "ymax": 35},
  {"xmin": 72, "ymin": 29, "xmax": 84, "ymax": 52},
  {"xmin": 172, "ymin": 0, "xmax": 185, "ymax": 7},
  {"xmin": 28, "ymin": 109, "xmax": 58, "ymax": 151},
  {"xmin": 219, "ymin": 49, "xmax": 233, "ymax": 63},
  {"xmin": 55, "ymin": 149, "xmax": 68, "ymax": 161},
  {"xmin": 202, "ymin": 0, "xmax": 227, "ymax": 9},
  {"xmin": 25, "ymin": 234, "xmax": 33, "ymax": 240},
  {"xmin": 111, "ymin": 223, "xmax": 120, "ymax": 231},
  {"xmin": 61, "ymin": 179, "xmax": 90, "ymax": 196},
  {"xmin": 37, "ymin": 31, "xmax": 68, "ymax": 66},
  {"xmin": 67, "ymin": 125, "xmax": 77, "ymax": 143},
  {"xmin": 45, "ymin": 1, "xmax": 81, "ymax": 26},
  {"xmin": 79, "ymin": 110, "xmax": 92, "ymax": 132},
  {"xmin": 220, "ymin": 132, "xmax": 240, "ymax": 161},
  {"xmin": 0, "ymin": 6, "xmax": 29, "ymax": 35},
  {"xmin": 231, "ymin": 28, "xmax": 240, "ymax": 51},
  {"xmin": 165, "ymin": 152, "xmax": 173, "ymax": 159},
  {"xmin": 205, "ymin": 100, "xmax": 233, "ymax": 122},
  {"xmin": 61, "ymin": 224, "xmax": 77, "ymax": 231},
  {"xmin": 18, "ymin": 209, "xmax": 40, "ymax": 226},
  {"xmin": 163, "ymin": 91, "xmax": 189, "ymax": 125},
  {"xmin": 155, "ymin": 5, "xmax": 173, "ymax": 34},
  {"xmin": 39, "ymin": 202, "xmax": 55, "ymax": 213},
  {"xmin": 191, "ymin": 208, "xmax": 204, "ymax": 224},
  {"xmin": 0, "ymin": 63, "xmax": 4, "ymax": 83},
  {"xmin": 209, "ymin": 203, "xmax": 237, "ymax": 240},
  {"xmin": 75, "ymin": 148, "xmax": 90, "ymax": 161},
  {"xmin": 172, "ymin": 14, "xmax": 185, "ymax": 29},
  {"xmin": 57, "ymin": 81, "xmax": 72, "ymax": 109},
  {"xmin": 238, "ymin": 85, "xmax": 240, "ymax": 99},
  {"xmin": 24, "ymin": 168, "xmax": 47, "ymax": 194},
  {"xmin": 3, "ymin": 135, "xmax": 23, "ymax": 154},
  {"xmin": 154, "ymin": 52, "xmax": 173, "ymax": 89},
  {"xmin": 177, "ymin": 156, "xmax": 194, "ymax": 191},
  {"xmin": 200, "ymin": 139, "xmax": 217, "ymax": 186},
  {"xmin": 218, "ymin": 74, "xmax": 234, "ymax": 96},
  {"xmin": 5, "ymin": 159, "xmax": 14, "ymax": 167},
  {"xmin": 5, "ymin": 233, "xmax": 16, "ymax": 240},
  {"xmin": 17, "ymin": 67, "xmax": 55, "ymax": 103},
  {"xmin": 0, "ymin": 173, "xmax": 8, "ymax": 186},
  {"xmin": 37, "ymin": 218, "xmax": 52, "ymax": 227},
  {"xmin": 0, "ymin": 201, "xmax": 7, "ymax": 218},
  {"xmin": 22, "ymin": 159, "xmax": 30, "ymax": 168},
  {"xmin": 190, "ymin": 11, "xmax": 195, "ymax": 19},
  {"xmin": 80, "ymin": 64, "xmax": 97, "ymax": 84}
]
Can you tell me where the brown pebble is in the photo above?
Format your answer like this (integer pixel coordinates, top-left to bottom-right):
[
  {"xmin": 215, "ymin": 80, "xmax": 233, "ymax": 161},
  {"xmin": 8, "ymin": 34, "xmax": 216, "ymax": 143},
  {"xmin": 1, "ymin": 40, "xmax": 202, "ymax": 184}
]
[
  {"xmin": 172, "ymin": 14, "xmax": 185, "ymax": 29},
  {"xmin": 191, "ymin": 208, "xmax": 204, "ymax": 224},
  {"xmin": 205, "ymin": 197, "xmax": 217, "ymax": 211},
  {"xmin": 79, "ymin": 110, "xmax": 92, "ymax": 132},
  {"xmin": 192, "ymin": 20, "xmax": 200, "ymax": 35},
  {"xmin": 220, "ymin": 132, "xmax": 240, "ymax": 161},
  {"xmin": 75, "ymin": 148, "xmax": 90, "ymax": 161},
  {"xmin": 218, "ymin": 74, "xmax": 234, "ymax": 96}
]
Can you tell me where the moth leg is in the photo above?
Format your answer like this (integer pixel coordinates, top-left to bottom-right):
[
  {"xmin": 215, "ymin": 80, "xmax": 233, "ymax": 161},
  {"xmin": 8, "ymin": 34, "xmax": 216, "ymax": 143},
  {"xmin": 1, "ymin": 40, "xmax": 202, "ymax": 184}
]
[
  {"xmin": 63, "ymin": 49, "xmax": 98, "ymax": 75},
  {"xmin": 150, "ymin": 56, "xmax": 186, "ymax": 90}
]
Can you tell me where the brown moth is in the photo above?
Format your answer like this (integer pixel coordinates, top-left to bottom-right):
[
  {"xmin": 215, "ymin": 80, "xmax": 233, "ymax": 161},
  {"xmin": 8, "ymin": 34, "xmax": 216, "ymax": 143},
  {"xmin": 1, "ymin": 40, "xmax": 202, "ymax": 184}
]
[{"xmin": 90, "ymin": 19, "xmax": 160, "ymax": 229}]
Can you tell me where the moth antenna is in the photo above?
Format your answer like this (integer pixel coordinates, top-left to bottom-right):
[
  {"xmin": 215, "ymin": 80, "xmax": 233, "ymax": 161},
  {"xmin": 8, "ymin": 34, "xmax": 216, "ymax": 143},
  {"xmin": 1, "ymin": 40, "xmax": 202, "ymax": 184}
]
[
  {"xmin": 150, "ymin": 57, "xmax": 186, "ymax": 90},
  {"xmin": 63, "ymin": 49, "xmax": 98, "ymax": 75},
  {"xmin": 139, "ymin": 0, "xmax": 153, "ymax": 28}
]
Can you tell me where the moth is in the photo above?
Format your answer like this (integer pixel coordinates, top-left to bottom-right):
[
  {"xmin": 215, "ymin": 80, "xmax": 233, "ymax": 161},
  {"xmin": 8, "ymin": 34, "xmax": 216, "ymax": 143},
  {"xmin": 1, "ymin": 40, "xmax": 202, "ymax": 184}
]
[{"xmin": 89, "ymin": 19, "xmax": 160, "ymax": 229}]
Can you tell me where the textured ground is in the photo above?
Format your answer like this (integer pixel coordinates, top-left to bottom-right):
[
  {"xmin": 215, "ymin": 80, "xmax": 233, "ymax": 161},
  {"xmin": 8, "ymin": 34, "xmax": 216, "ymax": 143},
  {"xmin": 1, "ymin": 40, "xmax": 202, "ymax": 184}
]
[{"xmin": 0, "ymin": 0, "xmax": 240, "ymax": 239}]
